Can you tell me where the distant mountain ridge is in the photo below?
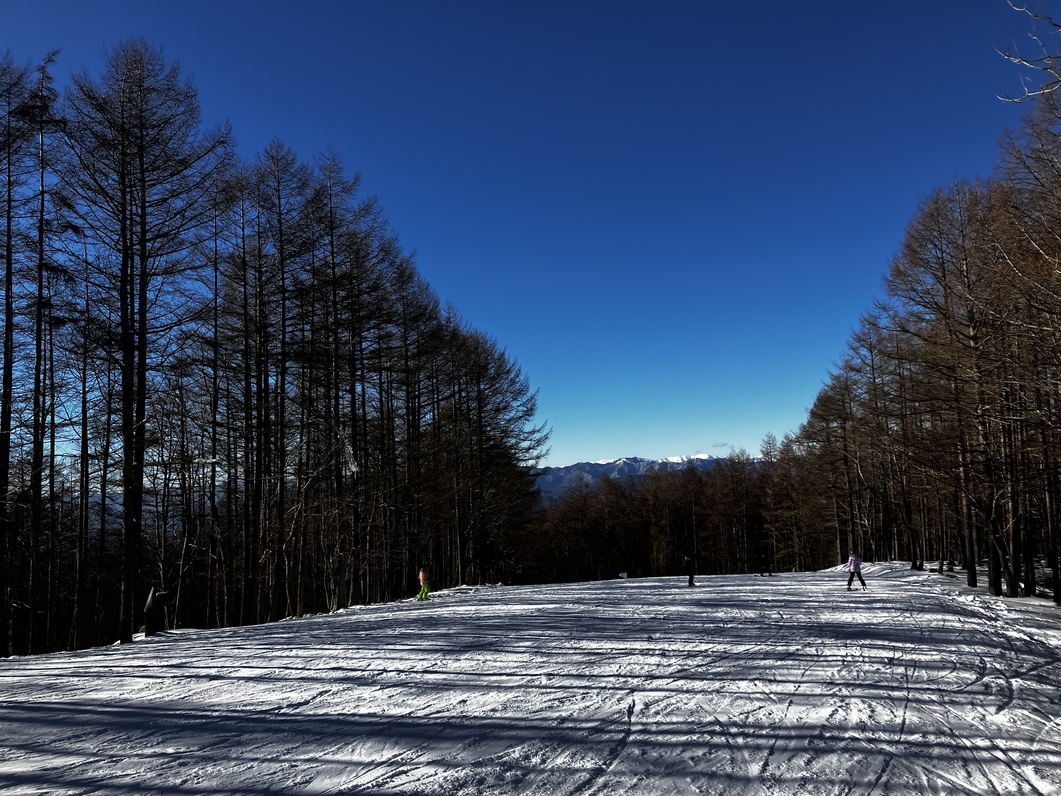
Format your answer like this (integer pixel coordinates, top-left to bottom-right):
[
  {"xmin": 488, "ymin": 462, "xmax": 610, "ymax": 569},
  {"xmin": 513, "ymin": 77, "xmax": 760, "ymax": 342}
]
[{"xmin": 534, "ymin": 454, "xmax": 723, "ymax": 504}]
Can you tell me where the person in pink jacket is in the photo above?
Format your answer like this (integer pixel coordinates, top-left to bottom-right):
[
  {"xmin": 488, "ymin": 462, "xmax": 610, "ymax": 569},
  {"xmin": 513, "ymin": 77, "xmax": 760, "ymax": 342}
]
[{"xmin": 847, "ymin": 551, "xmax": 867, "ymax": 590}]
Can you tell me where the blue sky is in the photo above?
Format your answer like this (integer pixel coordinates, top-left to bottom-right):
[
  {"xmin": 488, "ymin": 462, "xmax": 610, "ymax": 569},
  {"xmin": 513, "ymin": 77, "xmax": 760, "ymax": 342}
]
[{"xmin": 4, "ymin": 0, "xmax": 1039, "ymax": 466}]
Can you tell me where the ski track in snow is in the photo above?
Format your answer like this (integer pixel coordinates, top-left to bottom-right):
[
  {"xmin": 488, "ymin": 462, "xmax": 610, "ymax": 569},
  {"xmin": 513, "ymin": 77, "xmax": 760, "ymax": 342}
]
[{"xmin": 1, "ymin": 565, "xmax": 1061, "ymax": 795}]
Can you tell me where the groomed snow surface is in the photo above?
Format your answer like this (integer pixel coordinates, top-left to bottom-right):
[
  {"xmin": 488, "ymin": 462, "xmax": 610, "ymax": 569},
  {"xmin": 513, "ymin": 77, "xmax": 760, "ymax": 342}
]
[{"xmin": 2, "ymin": 564, "xmax": 1061, "ymax": 795}]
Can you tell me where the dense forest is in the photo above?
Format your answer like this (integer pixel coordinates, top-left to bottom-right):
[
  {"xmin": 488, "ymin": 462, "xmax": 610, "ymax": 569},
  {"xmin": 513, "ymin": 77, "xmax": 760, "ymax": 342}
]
[
  {"xmin": 534, "ymin": 7, "xmax": 1061, "ymax": 606},
  {"xmin": 0, "ymin": 40, "xmax": 548, "ymax": 656},
  {"xmin": 527, "ymin": 450, "xmax": 776, "ymax": 584}
]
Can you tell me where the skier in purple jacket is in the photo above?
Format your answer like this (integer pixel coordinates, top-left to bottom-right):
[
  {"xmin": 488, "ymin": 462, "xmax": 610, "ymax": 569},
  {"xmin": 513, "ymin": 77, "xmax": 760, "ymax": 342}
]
[{"xmin": 846, "ymin": 551, "xmax": 867, "ymax": 591}]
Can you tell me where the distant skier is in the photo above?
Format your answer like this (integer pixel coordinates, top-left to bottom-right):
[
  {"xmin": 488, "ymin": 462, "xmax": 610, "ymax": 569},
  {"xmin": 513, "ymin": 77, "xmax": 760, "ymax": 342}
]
[
  {"xmin": 417, "ymin": 567, "xmax": 430, "ymax": 601},
  {"xmin": 685, "ymin": 555, "xmax": 695, "ymax": 587},
  {"xmin": 846, "ymin": 551, "xmax": 867, "ymax": 591}
]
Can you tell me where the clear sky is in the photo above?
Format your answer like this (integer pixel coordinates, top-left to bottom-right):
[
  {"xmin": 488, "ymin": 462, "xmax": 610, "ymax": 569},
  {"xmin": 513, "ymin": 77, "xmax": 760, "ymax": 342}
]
[{"xmin": 3, "ymin": 0, "xmax": 1039, "ymax": 466}]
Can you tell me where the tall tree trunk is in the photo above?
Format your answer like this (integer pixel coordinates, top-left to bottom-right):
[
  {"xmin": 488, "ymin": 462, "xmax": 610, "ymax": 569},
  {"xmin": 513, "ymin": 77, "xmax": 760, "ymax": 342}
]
[
  {"xmin": 28, "ymin": 74, "xmax": 48, "ymax": 652},
  {"xmin": 0, "ymin": 57, "xmax": 26, "ymax": 658}
]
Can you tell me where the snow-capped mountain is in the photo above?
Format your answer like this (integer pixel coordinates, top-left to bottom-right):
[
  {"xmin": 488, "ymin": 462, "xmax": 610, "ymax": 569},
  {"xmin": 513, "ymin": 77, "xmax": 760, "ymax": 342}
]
[{"xmin": 534, "ymin": 454, "xmax": 722, "ymax": 504}]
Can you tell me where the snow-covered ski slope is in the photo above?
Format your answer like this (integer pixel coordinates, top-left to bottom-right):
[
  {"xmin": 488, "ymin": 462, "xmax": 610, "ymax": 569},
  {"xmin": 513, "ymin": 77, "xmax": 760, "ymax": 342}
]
[{"xmin": 2, "ymin": 564, "xmax": 1061, "ymax": 795}]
